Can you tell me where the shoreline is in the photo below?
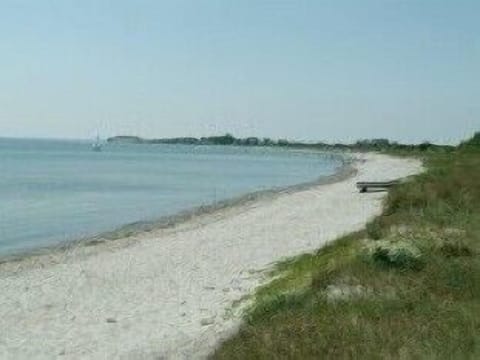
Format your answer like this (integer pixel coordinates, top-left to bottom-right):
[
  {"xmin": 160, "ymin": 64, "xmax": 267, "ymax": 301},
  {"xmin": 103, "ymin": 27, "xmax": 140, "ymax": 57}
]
[
  {"xmin": 0, "ymin": 153, "xmax": 355, "ymax": 267},
  {"xmin": 0, "ymin": 153, "xmax": 423, "ymax": 359}
]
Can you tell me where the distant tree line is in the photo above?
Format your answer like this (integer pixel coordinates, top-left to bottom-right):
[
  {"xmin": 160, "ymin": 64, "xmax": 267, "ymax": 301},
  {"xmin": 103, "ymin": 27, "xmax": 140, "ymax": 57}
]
[
  {"xmin": 107, "ymin": 134, "xmax": 285, "ymax": 146},
  {"xmin": 107, "ymin": 133, "xmax": 463, "ymax": 152}
]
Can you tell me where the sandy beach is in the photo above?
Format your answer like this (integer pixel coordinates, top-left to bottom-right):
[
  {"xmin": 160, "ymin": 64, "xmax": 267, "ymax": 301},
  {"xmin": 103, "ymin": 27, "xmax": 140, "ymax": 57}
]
[{"xmin": 0, "ymin": 153, "xmax": 423, "ymax": 359}]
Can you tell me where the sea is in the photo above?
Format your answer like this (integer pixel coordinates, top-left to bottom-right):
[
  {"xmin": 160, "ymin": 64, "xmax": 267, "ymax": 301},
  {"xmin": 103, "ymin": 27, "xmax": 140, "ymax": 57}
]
[{"xmin": 0, "ymin": 138, "xmax": 344, "ymax": 256}]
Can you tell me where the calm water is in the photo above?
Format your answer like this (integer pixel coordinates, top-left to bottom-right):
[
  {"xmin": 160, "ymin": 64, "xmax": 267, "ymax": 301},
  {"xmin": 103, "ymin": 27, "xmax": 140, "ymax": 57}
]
[{"xmin": 0, "ymin": 138, "xmax": 343, "ymax": 255}]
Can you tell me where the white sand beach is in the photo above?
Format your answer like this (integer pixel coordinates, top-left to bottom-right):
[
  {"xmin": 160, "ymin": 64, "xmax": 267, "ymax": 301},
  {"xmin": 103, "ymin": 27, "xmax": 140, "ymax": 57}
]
[{"xmin": 0, "ymin": 153, "xmax": 423, "ymax": 359}]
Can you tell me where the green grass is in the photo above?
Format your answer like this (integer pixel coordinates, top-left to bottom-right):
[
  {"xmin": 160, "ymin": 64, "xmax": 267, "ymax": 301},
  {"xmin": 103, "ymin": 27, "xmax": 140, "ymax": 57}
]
[{"xmin": 212, "ymin": 137, "xmax": 480, "ymax": 359}]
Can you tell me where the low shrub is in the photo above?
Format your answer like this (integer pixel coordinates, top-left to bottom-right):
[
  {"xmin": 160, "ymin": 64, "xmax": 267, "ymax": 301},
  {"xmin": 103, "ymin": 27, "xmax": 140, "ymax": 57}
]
[{"xmin": 364, "ymin": 238, "xmax": 424, "ymax": 271}]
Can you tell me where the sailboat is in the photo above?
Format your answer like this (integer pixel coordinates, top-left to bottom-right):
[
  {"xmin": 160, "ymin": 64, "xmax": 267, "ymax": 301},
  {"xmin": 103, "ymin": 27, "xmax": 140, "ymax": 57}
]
[{"xmin": 92, "ymin": 135, "xmax": 102, "ymax": 152}]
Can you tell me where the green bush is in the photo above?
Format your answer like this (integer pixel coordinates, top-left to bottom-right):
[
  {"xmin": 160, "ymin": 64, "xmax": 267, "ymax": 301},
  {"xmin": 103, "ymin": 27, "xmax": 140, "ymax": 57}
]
[{"xmin": 364, "ymin": 238, "xmax": 424, "ymax": 271}]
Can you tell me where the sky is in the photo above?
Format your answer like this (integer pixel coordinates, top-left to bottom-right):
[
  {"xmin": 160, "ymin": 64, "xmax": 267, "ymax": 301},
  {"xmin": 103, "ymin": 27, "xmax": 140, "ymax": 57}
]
[{"xmin": 0, "ymin": 0, "xmax": 479, "ymax": 144}]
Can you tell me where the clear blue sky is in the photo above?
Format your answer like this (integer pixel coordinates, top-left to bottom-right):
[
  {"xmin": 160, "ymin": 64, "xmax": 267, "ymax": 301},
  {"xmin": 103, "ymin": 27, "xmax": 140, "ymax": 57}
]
[{"xmin": 1, "ymin": 0, "xmax": 479, "ymax": 144}]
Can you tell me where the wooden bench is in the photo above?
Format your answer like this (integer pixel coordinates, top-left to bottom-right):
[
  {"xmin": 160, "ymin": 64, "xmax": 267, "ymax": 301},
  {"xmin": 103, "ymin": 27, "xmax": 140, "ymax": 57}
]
[{"xmin": 356, "ymin": 180, "xmax": 399, "ymax": 193}]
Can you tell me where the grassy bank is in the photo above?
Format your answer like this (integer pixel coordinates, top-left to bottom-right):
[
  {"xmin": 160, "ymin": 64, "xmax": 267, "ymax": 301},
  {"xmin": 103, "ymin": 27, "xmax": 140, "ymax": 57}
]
[{"xmin": 213, "ymin": 135, "xmax": 480, "ymax": 359}]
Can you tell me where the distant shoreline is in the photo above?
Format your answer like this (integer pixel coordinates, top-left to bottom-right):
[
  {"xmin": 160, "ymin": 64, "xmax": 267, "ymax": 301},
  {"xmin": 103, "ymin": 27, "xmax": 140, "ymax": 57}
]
[{"xmin": 107, "ymin": 134, "xmax": 456, "ymax": 152}]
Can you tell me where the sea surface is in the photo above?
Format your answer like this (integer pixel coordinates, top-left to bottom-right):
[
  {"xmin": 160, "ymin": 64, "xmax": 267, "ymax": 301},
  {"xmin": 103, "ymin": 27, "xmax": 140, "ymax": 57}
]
[{"xmin": 0, "ymin": 138, "xmax": 343, "ymax": 256}]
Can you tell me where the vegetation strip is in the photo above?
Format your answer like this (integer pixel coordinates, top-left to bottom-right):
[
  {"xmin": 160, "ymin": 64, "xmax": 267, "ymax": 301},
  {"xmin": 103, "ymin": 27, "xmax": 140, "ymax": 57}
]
[
  {"xmin": 108, "ymin": 134, "xmax": 455, "ymax": 152},
  {"xmin": 212, "ymin": 133, "xmax": 480, "ymax": 359}
]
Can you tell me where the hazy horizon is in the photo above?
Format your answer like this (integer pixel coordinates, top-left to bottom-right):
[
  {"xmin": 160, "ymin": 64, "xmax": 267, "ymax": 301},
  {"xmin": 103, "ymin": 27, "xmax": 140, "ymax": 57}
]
[
  {"xmin": 1, "ymin": 1, "xmax": 479, "ymax": 145},
  {"xmin": 0, "ymin": 132, "xmax": 477, "ymax": 146}
]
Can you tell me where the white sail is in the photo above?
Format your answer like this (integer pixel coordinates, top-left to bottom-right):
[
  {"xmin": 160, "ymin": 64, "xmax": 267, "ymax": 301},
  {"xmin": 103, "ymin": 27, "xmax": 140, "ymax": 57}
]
[{"xmin": 92, "ymin": 134, "xmax": 102, "ymax": 152}]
